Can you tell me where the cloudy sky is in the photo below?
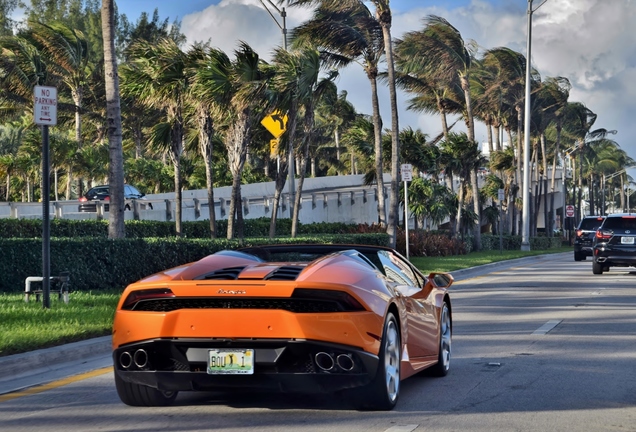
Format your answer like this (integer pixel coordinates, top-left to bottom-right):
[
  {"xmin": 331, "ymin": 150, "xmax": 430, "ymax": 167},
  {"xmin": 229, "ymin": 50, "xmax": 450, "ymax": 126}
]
[{"xmin": 119, "ymin": 0, "xmax": 635, "ymax": 174}]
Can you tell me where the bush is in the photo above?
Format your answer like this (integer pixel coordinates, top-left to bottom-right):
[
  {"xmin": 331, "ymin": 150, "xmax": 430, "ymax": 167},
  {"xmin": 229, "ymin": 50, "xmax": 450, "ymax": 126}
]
[
  {"xmin": 396, "ymin": 229, "xmax": 467, "ymax": 257},
  {"xmin": 0, "ymin": 218, "xmax": 358, "ymax": 239},
  {"xmin": 0, "ymin": 233, "xmax": 389, "ymax": 293}
]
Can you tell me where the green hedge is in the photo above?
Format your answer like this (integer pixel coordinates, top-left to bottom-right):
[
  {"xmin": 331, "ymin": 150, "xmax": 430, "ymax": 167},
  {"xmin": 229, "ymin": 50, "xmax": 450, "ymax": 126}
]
[
  {"xmin": 0, "ymin": 218, "xmax": 357, "ymax": 239},
  {"xmin": 479, "ymin": 234, "xmax": 563, "ymax": 251},
  {"xmin": 0, "ymin": 233, "xmax": 389, "ymax": 293}
]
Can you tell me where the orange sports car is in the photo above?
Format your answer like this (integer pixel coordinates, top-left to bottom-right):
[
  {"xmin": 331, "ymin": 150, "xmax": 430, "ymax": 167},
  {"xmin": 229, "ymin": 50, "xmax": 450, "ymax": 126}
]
[{"xmin": 112, "ymin": 244, "xmax": 453, "ymax": 410}]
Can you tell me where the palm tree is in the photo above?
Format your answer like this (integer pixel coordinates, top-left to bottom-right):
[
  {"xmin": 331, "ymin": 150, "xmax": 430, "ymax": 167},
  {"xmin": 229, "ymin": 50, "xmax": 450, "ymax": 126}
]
[
  {"xmin": 397, "ymin": 16, "xmax": 483, "ymax": 249},
  {"xmin": 187, "ymin": 43, "xmax": 224, "ymax": 239},
  {"xmin": 101, "ymin": 0, "xmax": 125, "ymax": 239},
  {"xmin": 315, "ymin": 88, "xmax": 357, "ymax": 174},
  {"xmin": 197, "ymin": 42, "xmax": 270, "ymax": 239},
  {"xmin": 367, "ymin": 0, "xmax": 401, "ymax": 248},
  {"xmin": 290, "ymin": 0, "xmax": 388, "ymax": 229},
  {"xmin": 290, "ymin": 52, "xmax": 338, "ymax": 237},
  {"xmin": 120, "ymin": 37, "xmax": 188, "ymax": 236}
]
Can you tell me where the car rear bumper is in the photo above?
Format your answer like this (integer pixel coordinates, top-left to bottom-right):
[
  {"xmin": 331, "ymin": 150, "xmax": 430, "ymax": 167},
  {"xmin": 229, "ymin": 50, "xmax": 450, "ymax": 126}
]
[{"xmin": 113, "ymin": 338, "xmax": 378, "ymax": 393}]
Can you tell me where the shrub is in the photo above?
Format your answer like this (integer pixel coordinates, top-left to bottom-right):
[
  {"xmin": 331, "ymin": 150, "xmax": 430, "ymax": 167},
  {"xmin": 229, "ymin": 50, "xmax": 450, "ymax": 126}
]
[{"xmin": 0, "ymin": 233, "xmax": 389, "ymax": 293}]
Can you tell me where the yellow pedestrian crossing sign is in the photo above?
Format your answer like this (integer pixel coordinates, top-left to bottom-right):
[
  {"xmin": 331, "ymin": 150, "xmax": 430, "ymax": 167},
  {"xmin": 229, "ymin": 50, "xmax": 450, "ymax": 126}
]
[{"xmin": 261, "ymin": 111, "xmax": 287, "ymax": 138}]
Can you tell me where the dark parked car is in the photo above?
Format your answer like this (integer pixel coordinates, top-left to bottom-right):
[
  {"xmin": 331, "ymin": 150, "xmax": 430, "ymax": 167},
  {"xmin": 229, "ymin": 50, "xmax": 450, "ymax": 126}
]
[
  {"xmin": 592, "ymin": 214, "xmax": 636, "ymax": 274},
  {"xmin": 574, "ymin": 216, "xmax": 605, "ymax": 261},
  {"xmin": 78, "ymin": 185, "xmax": 153, "ymax": 212}
]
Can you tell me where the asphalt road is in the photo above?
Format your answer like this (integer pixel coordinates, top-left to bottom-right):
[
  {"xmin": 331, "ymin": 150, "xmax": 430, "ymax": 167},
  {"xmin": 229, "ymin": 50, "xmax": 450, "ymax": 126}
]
[{"xmin": 2, "ymin": 252, "xmax": 636, "ymax": 432}]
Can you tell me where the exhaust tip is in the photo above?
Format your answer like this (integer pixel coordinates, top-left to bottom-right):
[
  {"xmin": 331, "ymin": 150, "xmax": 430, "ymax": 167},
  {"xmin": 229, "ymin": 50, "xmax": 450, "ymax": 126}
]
[
  {"xmin": 336, "ymin": 354, "xmax": 354, "ymax": 371},
  {"xmin": 120, "ymin": 351, "xmax": 132, "ymax": 369},
  {"xmin": 315, "ymin": 352, "xmax": 334, "ymax": 371},
  {"xmin": 133, "ymin": 349, "xmax": 148, "ymax": 369}
]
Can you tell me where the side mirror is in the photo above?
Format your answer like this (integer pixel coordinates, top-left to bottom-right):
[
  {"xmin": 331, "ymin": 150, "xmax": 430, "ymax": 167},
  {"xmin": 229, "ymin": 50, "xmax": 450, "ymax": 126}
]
[{"xmin": 427, "ymin": 272, "xmax": 454, "ymax": 289}]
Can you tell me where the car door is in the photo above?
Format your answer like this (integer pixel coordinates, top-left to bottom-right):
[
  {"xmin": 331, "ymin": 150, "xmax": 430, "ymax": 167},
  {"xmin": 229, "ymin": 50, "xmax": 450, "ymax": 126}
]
[{"xmin": 376, "ymin": 251, "xmax": 437, "ymax": 358}]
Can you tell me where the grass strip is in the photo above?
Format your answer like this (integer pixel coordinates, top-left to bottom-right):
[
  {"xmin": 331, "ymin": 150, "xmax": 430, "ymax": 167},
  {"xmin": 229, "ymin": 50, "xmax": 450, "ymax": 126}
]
[
  {"xmin": 410, "ymin": 246, "xmax": 571, "ymax": 273},
  {"xmin": 0, "ymin": 290, "xmax": 119, "ymax": 357}
]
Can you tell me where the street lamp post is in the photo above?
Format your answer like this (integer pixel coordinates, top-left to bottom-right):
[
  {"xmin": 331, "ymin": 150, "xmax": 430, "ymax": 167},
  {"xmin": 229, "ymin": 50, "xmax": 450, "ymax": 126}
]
[{"xmin": 521, "ymin": 0, "xmax": 548, "ymax": 251}]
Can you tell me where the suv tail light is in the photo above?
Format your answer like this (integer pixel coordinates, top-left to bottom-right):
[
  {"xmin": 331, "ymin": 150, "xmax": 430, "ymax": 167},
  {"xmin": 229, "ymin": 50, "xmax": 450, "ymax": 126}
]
[
  {"xmin": 576, "ymin": 229, "xmax": 583, "ymax": 237},
  {"xmin": 79, "ymin": 197, "xmax": 87, "ymax": 202},
  {"xmin": 596, "ymin": 230, "xmax": 612, "ymax": 240}
]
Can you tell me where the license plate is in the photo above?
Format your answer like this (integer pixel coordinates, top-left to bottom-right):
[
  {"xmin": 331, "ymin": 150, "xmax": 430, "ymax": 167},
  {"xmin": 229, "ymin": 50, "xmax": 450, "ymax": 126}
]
[
  {"xmin": 208, "ymin": 349, "xmax": 254, "ymax": 375},
  {"xmin": 621, "ymin": 236, "xmax": 635, "ymax": 244}
]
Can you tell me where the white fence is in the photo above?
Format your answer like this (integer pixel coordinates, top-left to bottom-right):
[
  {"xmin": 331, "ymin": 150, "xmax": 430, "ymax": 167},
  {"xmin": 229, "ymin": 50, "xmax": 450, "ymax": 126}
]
[{"xmin": 0, "ymin": 174, "xmax": 391, "ymax": 226}]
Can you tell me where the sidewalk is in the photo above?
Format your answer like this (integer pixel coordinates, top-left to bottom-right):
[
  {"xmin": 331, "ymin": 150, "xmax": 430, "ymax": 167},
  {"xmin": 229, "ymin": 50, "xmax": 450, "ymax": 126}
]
[
  {"xmin": 0, "ymin": 252, "xmax": 570, "ymax": 396},
  {"xmin": 0, "ymin": 336, "xmax": 112, "ymax": 395}
]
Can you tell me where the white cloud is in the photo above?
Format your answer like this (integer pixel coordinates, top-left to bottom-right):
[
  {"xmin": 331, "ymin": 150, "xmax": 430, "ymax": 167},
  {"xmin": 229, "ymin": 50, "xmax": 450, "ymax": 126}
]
[{"xmin": 180, "ymin": 0, "xmax": 636, "ymax": 165}]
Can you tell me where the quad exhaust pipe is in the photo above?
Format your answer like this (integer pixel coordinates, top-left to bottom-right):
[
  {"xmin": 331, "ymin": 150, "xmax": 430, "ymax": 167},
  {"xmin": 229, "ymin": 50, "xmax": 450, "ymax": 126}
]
[
  {"xmin": 315, "ymin": 352, "xmax": 334, "ymax": 371},
  {"xmin": 119, "ymin": 349, "xmax": 148, "ymax": 369},
  {"xmin": 119, "ymin": 351, "xmax": 132, "ymax": 369},
  {"xmin": 336, "ymin": 354, "xmax": 354, "ymax": 371},
  {"xmin": 315, "ymin": 352, "xmax": 355, "ymax": 372}
]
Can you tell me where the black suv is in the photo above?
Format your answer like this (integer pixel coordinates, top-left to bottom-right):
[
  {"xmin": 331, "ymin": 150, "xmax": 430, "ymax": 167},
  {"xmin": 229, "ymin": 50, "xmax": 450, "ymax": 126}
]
[
  {"xmin": 574, "ymin": 216, "xmax": 605, "ymax": 261},
  {"xmin": 592, "ymin": 214, "xmax": 636, "ymax": 274}
]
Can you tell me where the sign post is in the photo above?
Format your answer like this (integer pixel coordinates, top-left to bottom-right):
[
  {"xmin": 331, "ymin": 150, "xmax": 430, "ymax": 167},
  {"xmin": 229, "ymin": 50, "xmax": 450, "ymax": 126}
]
[
  {"xmin": 401, "ymin": 164, "xmax": 413, "ymax": 259},
  {"xmin": 34, "ymin": 86, "xmax": 57, "ymax": 309},
  {"xmin": 498, "ymin": 188, "xmax": 505, "ymax": 253},
  {"xmin": 261, "ymin": 111, "xmax": 292, "ymax": 217}
]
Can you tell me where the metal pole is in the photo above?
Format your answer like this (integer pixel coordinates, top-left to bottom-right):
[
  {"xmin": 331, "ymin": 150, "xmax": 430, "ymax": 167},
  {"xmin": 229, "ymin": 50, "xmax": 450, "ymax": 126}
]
[
  {"xmin": 42, "ymin": 125, "xmax": 51, "ymax": 309},
  {"xmin": 404, "ymin": 180, "xmax": 409, "ymax": 259},
  {"xmin": 521, "ymin": 0, "xmax": 533, "ymax": 251}
]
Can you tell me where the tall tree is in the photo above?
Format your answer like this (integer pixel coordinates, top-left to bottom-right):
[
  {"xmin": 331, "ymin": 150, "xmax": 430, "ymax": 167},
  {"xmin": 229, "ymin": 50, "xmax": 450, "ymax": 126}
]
[
  {"xmin": 290, "ymin": 0, "xmax": 388, "ymax": 228},
  {"xmin": 102, "ymin": 0, "xmax": 124, "ymax": 238},
  {"xmin": 369, "ymin": 0, "xmax": 401, "ymax": 248},
  {"xmin": 121, "ymin": 38, "xmax": 188, "ymax": 236},
  {"xmin": 397, "ymin": 16, "xmax": 482, "ymax": 249}
]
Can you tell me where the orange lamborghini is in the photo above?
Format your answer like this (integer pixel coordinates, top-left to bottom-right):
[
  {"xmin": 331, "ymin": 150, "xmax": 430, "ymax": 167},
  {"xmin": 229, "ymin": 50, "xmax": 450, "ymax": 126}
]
[{"xmin": 112, "ymin": 244, "xmax": 453, "ymax": 410}]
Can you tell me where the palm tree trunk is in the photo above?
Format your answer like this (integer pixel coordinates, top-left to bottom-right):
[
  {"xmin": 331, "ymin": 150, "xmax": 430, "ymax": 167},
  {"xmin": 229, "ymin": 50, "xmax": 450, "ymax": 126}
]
[
  {"xmin": 269, "ymin": 103, "xmax": 299, "ymax": 238},
  {"xmin": 374, "ymin": 5, "xmax": 400, "ymax": 248},
  {"xmin": 225, "ymin": 111, "xmax": 250, "ymax": 239},
  {"xmin": 102, "ymin": 0, "xmax": 125, "ymax": 239},
  {"xmin": 198, "ymin": 108, "xmax": 216, "ymax": 238},
  {"xmin": 368, "ymin": 74, "xmax": 386, "ymax": 227},
  {"xmin": 461, "ymin": 74, "xmax": 480, "ymax": 250}
]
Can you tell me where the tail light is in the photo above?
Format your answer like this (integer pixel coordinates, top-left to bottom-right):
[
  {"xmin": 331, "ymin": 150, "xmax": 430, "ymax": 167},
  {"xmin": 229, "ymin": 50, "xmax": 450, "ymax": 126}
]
[
  {"xmin": 79, "ymin": 197, "xmax": 87, "ymax": 202},
  {"xmin": 122, "ymin": 288, "xmax": 175, "ymax": 310},
  {"xmin": 596, "ymin": 230, "xmax": 612, "ymax": 241},
  {"xmin": 576, "ymin": 229, "xmax": 583, "ymax": 237},
  {"xmin": 104, "ymin": 196, "xmax": 110, "ymax": 201}
]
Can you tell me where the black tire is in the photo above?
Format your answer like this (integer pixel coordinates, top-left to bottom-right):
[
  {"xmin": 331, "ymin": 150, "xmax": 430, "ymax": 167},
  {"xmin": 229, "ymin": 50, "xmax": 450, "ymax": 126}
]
[
  {"xmin": 574, "ymin": 252, "xmax": 584, "ymax": 261},
  {"xmin": 114, "ymin": 372, "xmax": 178, "ymax": 407},
  {"xmin": 592, "ymin": 260, "xmax": 604, "ymax": 275},
  {"xmin": 356, "ymin": 312, "xmax": 401, "ymax": 411},
  {"xmin": 427, "ymin": 302, "xmax": 451, "ymax": 377}
]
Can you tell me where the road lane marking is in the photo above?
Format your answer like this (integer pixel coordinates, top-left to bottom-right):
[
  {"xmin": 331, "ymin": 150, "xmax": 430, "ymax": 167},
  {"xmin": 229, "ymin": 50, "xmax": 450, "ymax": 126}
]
[
  {"xmin": 532, "ymin": 319, "xmax": 562, "ymax": 335},
  {"xmin": 0, "ymin": 366, "xmax": 112, "ymax": 403},
  {"xmin": 384, "ymin": 426, "xmax": 419, "ymax": 432}
]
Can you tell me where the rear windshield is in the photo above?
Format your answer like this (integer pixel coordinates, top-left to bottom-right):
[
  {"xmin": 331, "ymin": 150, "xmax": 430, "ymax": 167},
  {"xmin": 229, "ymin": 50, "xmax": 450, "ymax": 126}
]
[
  {"xmin": 602, "ymin": 217, "xmax": 636, "ymax": 230},
  {"xmin": 579, "ymin": 217, "xmax": 604, "ymax": 230}
]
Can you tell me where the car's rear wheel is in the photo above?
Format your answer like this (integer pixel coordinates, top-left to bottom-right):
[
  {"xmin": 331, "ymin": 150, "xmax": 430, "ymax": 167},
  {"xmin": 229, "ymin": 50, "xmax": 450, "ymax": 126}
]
[
  {"xmin": 114, "ymin": 372, "xmax": 178, "ymax": 406},
  {"xmin": 592, "ymin": 260, "xmax": 604, "ymax": 274},
  {"xmin": 574, "ymin": 252, "xmax": 584, "ymax": 261},
  {"xmin": 355, "ymin": 312, "xmax": 400, "ymax": 411},
  {"xmin": 427, "ymin": 302, "xmax": 451, "ymax": 377}
]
